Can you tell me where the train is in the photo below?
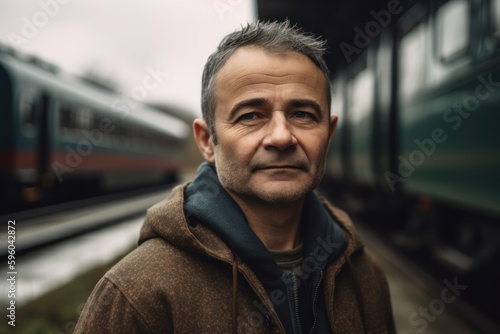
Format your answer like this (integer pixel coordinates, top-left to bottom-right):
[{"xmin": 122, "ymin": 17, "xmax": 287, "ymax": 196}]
[
  {"xmin": 0, "ymin": 45, "xmax": 190, "ymax": 214},
  {"xmin": 323, "ymin": 0, "xmax": 500, "ymax": 317}
]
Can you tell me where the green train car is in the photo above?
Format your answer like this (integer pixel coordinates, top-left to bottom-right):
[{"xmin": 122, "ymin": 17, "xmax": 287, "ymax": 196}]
[{"xmin": 327, "ymin": 0, "xmax": 500, "ymax": 275}]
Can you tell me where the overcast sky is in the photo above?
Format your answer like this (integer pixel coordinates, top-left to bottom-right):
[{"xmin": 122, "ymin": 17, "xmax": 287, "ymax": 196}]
[{"xmin": 0, "ymin": 0, "xmax": 256, "ymax": 116}]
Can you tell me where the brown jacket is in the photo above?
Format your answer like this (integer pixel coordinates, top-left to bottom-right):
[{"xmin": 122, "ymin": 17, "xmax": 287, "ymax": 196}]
[{"xmin": 75, "ymin": 183, "xmax": 396, "ymax": 333}]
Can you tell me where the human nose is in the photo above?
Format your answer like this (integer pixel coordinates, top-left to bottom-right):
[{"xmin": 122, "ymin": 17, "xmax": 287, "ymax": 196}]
[{"xmin": 262, "ymin": 112, "xmax": 297, "ymax": 151}]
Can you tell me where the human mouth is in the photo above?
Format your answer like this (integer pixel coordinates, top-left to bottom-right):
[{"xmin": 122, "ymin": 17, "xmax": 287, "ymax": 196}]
[
  {"xmin": 259, "ymin": 165, "xmax": 301, "ymax": 170},
  {"xmin": 251, "ymin": 159, "xmax": 308, "ymax": 172},
  {"xmin": 255, "ymin": 164, "xmax": 308, "ymax": 173}
]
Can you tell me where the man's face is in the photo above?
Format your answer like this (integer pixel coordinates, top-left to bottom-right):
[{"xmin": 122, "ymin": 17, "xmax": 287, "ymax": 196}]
[{"xmin": 202, "ymin": 46, "xmax": 336, "ymax": 204}]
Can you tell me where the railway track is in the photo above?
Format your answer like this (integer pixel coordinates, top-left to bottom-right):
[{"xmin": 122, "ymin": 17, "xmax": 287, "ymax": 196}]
[{"xmin": 0, "ymin": 185, "xmax": 172, "ymax": 257}]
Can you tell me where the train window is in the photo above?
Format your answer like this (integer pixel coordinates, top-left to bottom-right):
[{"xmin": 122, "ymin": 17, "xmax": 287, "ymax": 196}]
[
  {"xmin": 436, "ymin": 0, "xmax": 470, "ymax": 62},
  {"xmin": 59, "ymin": 104, "xmax": 98, "ymax": 141},
  {"xmin": 76, "ymin": 107, "xmax": 93, "ymax": 130},
  {"xmin": 493, "ymin": 0, "xmax": 500, "ymax": 38},
  {"xmin": 349, "ymin": 69, "xmax": 374, "ymax": 123},
  {"xmin": 399, "ymin": 21, "xmax": 427, "ymax": 100},
  {"xmin": 111, "ymin": 120, "xmax": 121, "ymax": 147},
  {"xmin": 59, "ymin": 104, "xmax": 83, "ymax": 139},
  {"xmin": 93, "ymin": 113, "xmax": 101, "ymax": 132},
  {"xmin": 19, "ymin": 91, "xmax": 39, "ymax": 137},
  {"xmin": 59, "ymin": 104, "xmax": 72, "ymax": 132},
  {"xmin": 122, "ymin": 123, "xmax": 130, "ymax": 148},
  {"xmin": 70, "ymin": 109, "xmax": 79, "ymax": 129}
]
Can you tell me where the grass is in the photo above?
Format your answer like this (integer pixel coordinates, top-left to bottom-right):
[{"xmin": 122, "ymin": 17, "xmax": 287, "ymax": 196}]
[{"xmin": 1, "ymin": 248, "xmax": 133, "ymax": 334}]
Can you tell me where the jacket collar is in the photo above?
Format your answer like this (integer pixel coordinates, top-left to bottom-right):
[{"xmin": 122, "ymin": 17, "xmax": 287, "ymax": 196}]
[
  {"xmin": 182, "ymin": 162, "xmax": 348, "ymax": 281},
  {"xmin": 139, "ymin": 176, "xmax": 364, "ymax": 272}
]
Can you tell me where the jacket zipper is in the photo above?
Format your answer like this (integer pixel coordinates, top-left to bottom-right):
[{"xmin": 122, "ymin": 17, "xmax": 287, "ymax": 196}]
[
  {"xmin": 309, "ymin": 270, "xmax": 323, "ymax": 334},
  {"xmin": 291, "ymin": 273, "xmax": 302, "ymax": 334}
]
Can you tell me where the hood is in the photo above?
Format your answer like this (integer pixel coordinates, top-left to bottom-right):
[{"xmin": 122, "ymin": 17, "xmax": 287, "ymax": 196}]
[
  {"xmin": 139, "ymin": 161, "xmax": 361, "ymax": 274},
  {"xmin": 139, "ymin": 162, "xmax": 365, "ymax": 269},
  {"xmin": 139, "ymin": 180, "xmax": 235, "ymax": 264},
  {"xmin": 138, "ymin": 162, "xmax": 366, "ymax": 333},
  {"xmin": 186, "ymin": 162, "xmax": 349, "ymax": 280}
]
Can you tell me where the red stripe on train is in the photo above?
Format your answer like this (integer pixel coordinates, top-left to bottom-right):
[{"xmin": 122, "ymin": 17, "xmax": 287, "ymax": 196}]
[
  {"xmin": 0, "ymin": 150, "xmax": 37, "ymax": 171},
  {"xmin": 50, "ymin": 151, "xmax": 182, "ymax": 171}
]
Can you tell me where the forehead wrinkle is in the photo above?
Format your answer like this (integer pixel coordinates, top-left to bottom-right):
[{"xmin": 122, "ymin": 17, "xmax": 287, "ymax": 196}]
[
  {"xmin": 216, "ymin": 67, "xmax": 313, "ymax": 92},
  {"xmin": 213, "ymin": 47, "xmax": 328, "ymax": 118},
  {"xmin": 217, "ymin": 72, "xmax": 324, "ymax": 101}
]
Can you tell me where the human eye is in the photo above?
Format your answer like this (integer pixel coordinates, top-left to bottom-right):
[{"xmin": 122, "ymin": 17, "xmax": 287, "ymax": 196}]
[
  {"xmin": 291, "ymin": 111, "xmax": 317, "ymax": 121},
  {"xmin": 237, "ymin": 112, "xmax": 259, "ymax": 122}
]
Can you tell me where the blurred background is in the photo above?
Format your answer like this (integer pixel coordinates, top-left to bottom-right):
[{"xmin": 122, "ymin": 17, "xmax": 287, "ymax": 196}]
[{"xmin": 0, "ymin": 0, "xmax": 499, "ymax": 333}]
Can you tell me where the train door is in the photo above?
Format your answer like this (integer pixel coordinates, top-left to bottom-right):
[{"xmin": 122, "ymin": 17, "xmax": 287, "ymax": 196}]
[
  {"xmin": 37, "ymin": 93, "xmax": 50, "ymax": 182},
  {"xmin": 21, "ymin": 89, "xmax": 53, "ymax": 202},
  {"xmin": 16, "ymin": 89, "xmax": 45, "ymax": 204},
  {"xmin": 374, "ymin": 29, "xmax": 398, "ymax": 192},
  {"xmin": 38, "ymin": 92, "xmax": 60, "ymax": 203}
]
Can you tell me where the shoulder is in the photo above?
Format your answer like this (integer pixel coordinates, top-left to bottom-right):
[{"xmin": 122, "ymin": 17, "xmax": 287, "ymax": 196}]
[
  {"xmin": 319, "ymin": 195, "xmax": 365, "ymax": 253},
  {"xmin": 106, "ymin": 237, "xmax": 207, "ymax": 296},
  {"xmin": 97, "ymin": 237, "xmax": 246, "ymax": 332},
  {"xmin": 350, "ymin": 248, "xmax": 390, "ymax": 287},
  {"xmin": 74, "ymin": 275, "xmax": 156, "ymax": 333},
  {"xmin": 76, "ymin": 239, "xmax": 185, "ymax": 332},
  {"xmin": 107, "ymin": 236, "xmax": 235, "ymax": 311},
  {"xmin": 76, "ymin": 237, "xmax": 220, "ymax": 333}
]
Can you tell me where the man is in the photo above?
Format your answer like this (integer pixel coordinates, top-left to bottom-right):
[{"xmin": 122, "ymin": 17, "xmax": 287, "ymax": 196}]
[{"xmin": 75, "ymin": 20, "xmax": 395, "ymax": 333}]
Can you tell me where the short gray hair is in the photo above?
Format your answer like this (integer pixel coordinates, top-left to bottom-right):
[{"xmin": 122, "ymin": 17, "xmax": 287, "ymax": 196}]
[{"xmin": 201, "ymin": 20, "xmax": 331, "ymax": 144}]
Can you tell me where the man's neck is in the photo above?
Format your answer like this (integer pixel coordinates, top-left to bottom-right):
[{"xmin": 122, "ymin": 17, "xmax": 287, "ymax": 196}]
[{"xmin": 229, "ymin": 194, "xmax": 305, "ymax": 251}]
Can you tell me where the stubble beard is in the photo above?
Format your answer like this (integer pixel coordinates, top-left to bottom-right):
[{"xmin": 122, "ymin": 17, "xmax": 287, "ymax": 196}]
[{"xmin": 216, "ymin": 158, "xmax": 327, "ymax": 204}]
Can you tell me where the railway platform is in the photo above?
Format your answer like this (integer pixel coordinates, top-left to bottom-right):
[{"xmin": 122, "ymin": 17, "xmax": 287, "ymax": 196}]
[{"xmin": 357, "ymin": 225, "xmax": 491, "ymax": 334}]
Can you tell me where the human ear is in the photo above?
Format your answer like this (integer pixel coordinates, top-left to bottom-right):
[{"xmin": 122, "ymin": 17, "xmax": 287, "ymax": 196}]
[
  {"xmin": 193, "ymin": 119, "xmax": 215, "ymax": 163},
  {"xmin": 327, "ymin": 114, "xmax": 338, "ymax": 146}
]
